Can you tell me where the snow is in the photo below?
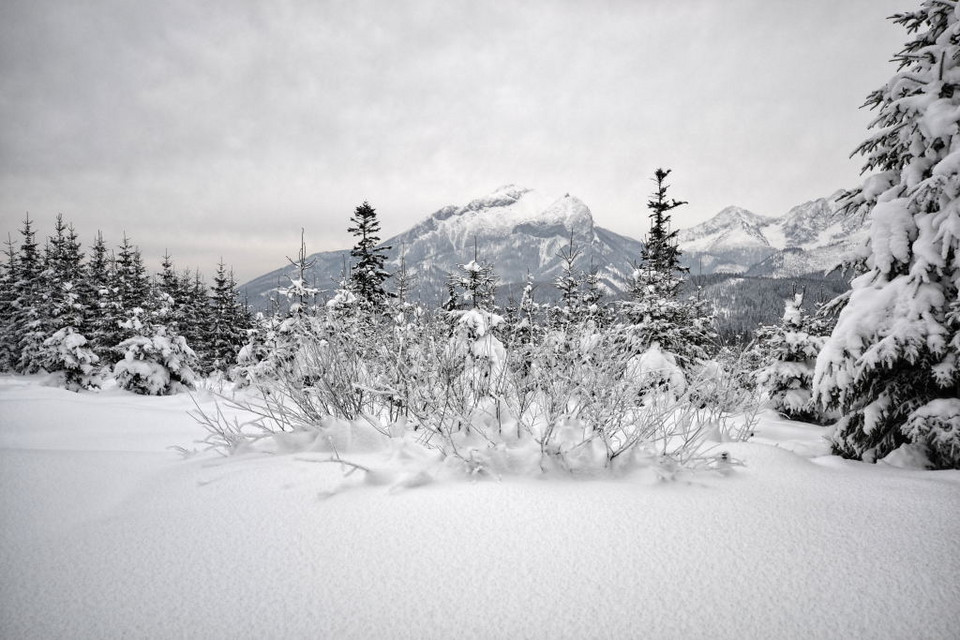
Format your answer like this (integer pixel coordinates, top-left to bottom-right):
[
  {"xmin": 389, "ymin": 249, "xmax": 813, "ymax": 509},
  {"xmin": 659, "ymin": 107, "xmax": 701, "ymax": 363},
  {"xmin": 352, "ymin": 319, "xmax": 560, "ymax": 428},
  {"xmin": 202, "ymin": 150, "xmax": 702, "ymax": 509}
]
[
  {"xmin": 2, "ymin": 376, "xmax": 959, "ymax": 639},
  {"xmin": 428, "ymin": 186, "xmax": 593, "ymax": 248}
]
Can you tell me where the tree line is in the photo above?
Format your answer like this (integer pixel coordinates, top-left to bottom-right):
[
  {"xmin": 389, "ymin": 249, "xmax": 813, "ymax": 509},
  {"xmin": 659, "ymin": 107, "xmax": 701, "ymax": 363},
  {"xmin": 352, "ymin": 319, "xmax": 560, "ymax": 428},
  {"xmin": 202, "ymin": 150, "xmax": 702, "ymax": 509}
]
[{"xmin": 0, "ymin": 215, "xmax": 251, "ymax": 392}]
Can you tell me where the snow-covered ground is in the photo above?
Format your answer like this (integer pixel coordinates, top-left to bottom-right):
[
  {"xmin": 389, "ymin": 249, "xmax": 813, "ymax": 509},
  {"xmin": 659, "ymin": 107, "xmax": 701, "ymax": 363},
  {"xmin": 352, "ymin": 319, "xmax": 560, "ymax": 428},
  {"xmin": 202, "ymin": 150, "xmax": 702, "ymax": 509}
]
[{"xmin": 1, "ymin": 375, "xmax": 958, "ymax": 639}]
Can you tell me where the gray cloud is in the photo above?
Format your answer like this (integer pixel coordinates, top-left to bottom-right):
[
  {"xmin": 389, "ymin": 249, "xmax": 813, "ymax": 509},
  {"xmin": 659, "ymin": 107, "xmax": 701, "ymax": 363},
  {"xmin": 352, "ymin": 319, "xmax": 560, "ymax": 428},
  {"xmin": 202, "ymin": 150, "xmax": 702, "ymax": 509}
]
[{"xmin": 1, "ymin": 0, "xmax": 907, "ymax": 281}]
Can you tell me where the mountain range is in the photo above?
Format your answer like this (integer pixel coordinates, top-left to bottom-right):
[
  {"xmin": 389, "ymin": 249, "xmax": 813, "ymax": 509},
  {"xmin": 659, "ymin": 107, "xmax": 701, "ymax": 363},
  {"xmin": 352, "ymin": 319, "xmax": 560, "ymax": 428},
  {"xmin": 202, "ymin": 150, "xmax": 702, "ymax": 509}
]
[
  {"xmin": 241, "ymin": 185, "xmax": 865, "ymax": 313},
  {"xmin": 677, "ymin": 190, "xmax": 866, "ymax": 277}
]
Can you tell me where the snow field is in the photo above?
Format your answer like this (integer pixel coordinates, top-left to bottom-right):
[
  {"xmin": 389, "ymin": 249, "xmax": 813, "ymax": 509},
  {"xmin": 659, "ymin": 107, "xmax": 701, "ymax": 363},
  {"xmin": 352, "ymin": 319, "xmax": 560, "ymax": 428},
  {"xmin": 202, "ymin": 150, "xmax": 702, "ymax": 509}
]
[{"xmin": 1, "ymin": 376, "xmax": 959, "ymax": 639}]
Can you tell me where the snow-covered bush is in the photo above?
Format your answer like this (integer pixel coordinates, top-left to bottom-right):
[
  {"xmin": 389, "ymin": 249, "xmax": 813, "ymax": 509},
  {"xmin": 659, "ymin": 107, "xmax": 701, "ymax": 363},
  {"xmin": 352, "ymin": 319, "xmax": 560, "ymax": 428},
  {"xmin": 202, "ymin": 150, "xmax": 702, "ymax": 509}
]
[
  {"xmin": 814, "ymin": 2, "xmax": 960, "ymax": 468},
  {"xmin": 199, "ymin": 304, "xmax": 756, "ymax": 481},
  {"xmin": 114, "ymin": 326, "xmax": 198, "ymax": 395},
  {"xmin": 42, "ymin": 327, "xmax": 101, "ymax": 391}
]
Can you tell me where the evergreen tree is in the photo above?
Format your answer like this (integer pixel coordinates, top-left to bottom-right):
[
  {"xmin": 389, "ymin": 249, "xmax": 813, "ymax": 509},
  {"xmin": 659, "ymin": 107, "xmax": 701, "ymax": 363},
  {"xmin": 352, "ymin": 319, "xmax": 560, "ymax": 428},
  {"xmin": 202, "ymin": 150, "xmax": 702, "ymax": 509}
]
[
  {"xmin": 449, "ymin": 250, "xmax": 498, "ymax": 311},
  {"xmin": 0, "ymin": 234, "xmax": 19, "ymax": 371},
  {"xmin": 84, "ymin": 233, "xmax": 114, "ymax": 361},
  {"xmin": 40, "ymin": 217, "xmax": 94, "ymax": 381},
  {"xmin": 392, "ymin": 243, "xmax": 417, "ymax": 307},
  {"xmin": 757, "ymin": 293, "xmax": 831, "ymax": 424},
  {"xmin": 280, "ymin": 230, "xmax": 319, "ymax": 317},
  {"xmin": 113, "ymin": 234, "xmax": 149, "ymax": 313},
  {"xmin": 209, "ymin": 259, "xmax": 248, "ymax": 372},
  {"xmin": 99, "ymin": 235, "xmax": 150, "ymax": 364},
  {"xmin": 13, "ymin": 215, "xmax": 45, "ymax": 373},
  {"xmin": 814, "ymin": 2, "xmax": 960, "ymax": 468},
  {"xmin": 552, "ymin": 232, "xmax": 584, "ymax": 326},
  {"xmin": 348, "ymin": 201, "xmax": 391, "ymax": 311},
  {"xmin": 182, "ymin": 269, "xmax": 214, "ymax": 370},
  {"xmin": 620, "ymin": 169, "xmax": 715, "ymax": 369},
  {"xmin": 42, "ymin": 216, "xmax": 86, "ymax": 337},
  {"xmin": 641, "ymin": 168, "xmax": 688, "ymax": 286}
]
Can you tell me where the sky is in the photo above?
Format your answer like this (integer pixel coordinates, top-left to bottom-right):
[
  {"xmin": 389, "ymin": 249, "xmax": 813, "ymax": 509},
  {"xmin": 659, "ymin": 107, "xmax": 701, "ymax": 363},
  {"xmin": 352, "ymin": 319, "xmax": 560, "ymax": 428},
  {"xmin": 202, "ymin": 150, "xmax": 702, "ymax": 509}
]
[{"xmin": 0, "ymin": 0, "xmax": 908, "ymax": 283}]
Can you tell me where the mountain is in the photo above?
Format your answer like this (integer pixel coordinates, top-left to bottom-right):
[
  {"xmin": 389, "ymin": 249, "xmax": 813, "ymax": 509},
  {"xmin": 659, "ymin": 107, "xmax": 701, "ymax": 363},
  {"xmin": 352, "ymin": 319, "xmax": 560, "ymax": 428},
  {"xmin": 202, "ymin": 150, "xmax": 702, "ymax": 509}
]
[
  {"xmin": 241, "ymin": 185, "xmax": 644, "ymax": 308},
  {"xmin": 240, "ymin": 185, "xmax": 865, "ymax": 337},
  {"xmin": 676, "ymin": 206, "xmax": 780, "ymax": 274},
  {"xmin": 678, "ymin": 190, "xmax": 867, "ymax": 278}
]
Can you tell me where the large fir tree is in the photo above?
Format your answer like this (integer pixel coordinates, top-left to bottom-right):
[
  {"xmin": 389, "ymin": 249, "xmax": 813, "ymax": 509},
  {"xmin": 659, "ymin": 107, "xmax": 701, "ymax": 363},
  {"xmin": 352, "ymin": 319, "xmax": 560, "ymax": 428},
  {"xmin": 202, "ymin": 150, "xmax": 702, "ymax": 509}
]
[{"xmin": 814, "ymin": 1, "xmax": 960, "ymax": 468}]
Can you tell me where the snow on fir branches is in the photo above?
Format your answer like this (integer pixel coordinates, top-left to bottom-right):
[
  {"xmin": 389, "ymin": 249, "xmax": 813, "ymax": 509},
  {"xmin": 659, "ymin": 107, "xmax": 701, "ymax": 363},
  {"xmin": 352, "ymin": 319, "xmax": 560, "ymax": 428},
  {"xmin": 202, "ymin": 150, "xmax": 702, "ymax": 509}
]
[
  {"xmin": 0, "ymin": 215, "xmax": 251, "ymax": 393},
  {"xmin": 814, "ymin": 0, "xmax": 960, "ymax": 469}
]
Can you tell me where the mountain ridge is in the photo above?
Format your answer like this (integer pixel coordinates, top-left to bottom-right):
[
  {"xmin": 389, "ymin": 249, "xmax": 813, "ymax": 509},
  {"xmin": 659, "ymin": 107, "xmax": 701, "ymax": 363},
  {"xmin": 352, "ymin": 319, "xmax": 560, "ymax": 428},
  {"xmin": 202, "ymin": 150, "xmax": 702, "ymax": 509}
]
[{"xmin": 240, "ymin": 185, "xmax": 863, "ymax": 308}]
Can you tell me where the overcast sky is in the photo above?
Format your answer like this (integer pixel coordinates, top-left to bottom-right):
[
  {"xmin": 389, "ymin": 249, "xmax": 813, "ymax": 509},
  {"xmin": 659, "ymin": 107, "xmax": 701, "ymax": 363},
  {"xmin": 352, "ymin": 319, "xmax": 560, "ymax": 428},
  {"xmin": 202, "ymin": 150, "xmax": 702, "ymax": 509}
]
[{"xmin": 1, "ymin": 0, "xmax": 907, "ymax": 283}]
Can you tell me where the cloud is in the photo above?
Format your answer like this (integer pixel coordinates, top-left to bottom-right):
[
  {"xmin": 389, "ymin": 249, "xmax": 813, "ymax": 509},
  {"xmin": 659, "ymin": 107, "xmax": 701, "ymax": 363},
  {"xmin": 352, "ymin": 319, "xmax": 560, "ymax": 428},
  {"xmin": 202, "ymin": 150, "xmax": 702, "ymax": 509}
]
[{"xmin": 0, "ymin": 0, "xmax": 907, "ymax": 282}]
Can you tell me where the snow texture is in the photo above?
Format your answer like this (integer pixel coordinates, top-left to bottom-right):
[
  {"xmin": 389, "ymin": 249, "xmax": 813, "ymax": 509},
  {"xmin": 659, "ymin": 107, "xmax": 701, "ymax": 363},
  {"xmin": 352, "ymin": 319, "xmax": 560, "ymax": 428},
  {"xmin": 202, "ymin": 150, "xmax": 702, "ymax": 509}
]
[{"xmin": 1, "ymin": 375, "xmax": 958, "ymax": 639}]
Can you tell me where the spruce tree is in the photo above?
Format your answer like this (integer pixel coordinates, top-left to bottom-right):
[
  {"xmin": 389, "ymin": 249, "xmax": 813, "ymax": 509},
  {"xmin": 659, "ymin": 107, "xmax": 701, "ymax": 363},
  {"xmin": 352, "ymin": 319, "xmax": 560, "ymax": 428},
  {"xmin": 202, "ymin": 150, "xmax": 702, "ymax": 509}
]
[
  {"xmin": 0, "ymin": 234, "xmax": 19, "ymax": 371},
  {"xmin": 757, "ymin": 293, "xmax": 830, "ymax": 424},
  {"xmin": 13, "ymin": 215, "xmax": 45, "ymax": 373},
  {"xmin": 84, "ymin": 233, "xmax": 114, "ymax": 361},
  {"xmin": 621, "ymin": 169, "xmax": 714, "ymax": 369},
  {"xmin": 641, "ymin": 168, "xmax": 688, "ymax": 288},
  {"xmin": 99, "ymin": 235, "xmax": 150, "ymax": 364},
  {"xmin": 209, "ymin": 259, "xmax": 247, "ymax": 372},
  {"xmin": 449, "ymin": 250, "xmax": 498, "ymax": 311},
  {"xmin": 552, "ymin": 232, "xmax": 584, "ymax": 326},
  {"xmin": 814, "ymin": 2, "xmax": 960, "ymax": 468},
  {"xmin": 182, "ymin": 269, "xmax": 213, "ymax": 370},
  {"xmin": 348, "ymin": 201, "xmax": 392, "ymax": 311},
  {"xmin": 43, "ymin": 216, "xmax": 86, "ymax": 337}
]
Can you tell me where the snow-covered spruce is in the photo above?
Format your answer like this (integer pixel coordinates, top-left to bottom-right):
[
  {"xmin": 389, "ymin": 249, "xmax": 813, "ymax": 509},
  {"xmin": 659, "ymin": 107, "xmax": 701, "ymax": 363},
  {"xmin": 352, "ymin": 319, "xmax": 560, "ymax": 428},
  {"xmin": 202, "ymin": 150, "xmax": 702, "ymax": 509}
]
[
  {"xmin": 114, "ymin": 325, "xmax": 198, "ymax": 395},
  {"xmin": 757, "ymin": 293, "xmax": 831, "ymax": 424},
  {"xmin": 41, "ymin": 327, "xmax": 101, "ymax": 390},
  {"xmin": 814, "ymin": 1, "xmax": 960, "ymax": 469}
]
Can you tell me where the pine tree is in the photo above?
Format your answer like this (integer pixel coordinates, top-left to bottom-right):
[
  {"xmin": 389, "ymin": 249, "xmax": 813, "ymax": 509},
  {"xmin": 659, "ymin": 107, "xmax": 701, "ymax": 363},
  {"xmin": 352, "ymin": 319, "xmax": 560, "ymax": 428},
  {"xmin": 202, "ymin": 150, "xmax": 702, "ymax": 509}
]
[
  {"xmin": 280, "ymin": 230, "xmax": 319, "ymax": 317},
  {"xmin": 13, "ymin": 215, "xmax": 45, "ymax": 373},
  {"xmin": 0, "ymin": 234, "xmax": 19, "ymax": 371},
  {"xmin": 449, "ymin": 250, "xmax": 498, "ymax": 311},
  {"xmin": 814, "ymin": 2, "xmax": 960, "ymax": 468},
  {"xmin": 113, "ymin": 234, "xmax": 149, "ymax": 314},
  {"xmin": 182, "ymin": 269, "xmax": 213, "ymax": 370},
  {"xmin": 757, "ymin": 293, "xmax": 831, "ymax": 424},
  {"xmin": 39, "ymin": 216, "xmax": 95, "ymax": 383},
  {"xmin": 392, "ymin": 243, "xmax": 417, "ymax": 307},
  {"xmin": 99, "ymin": 235, "xmax": 150, "ymax": 364},
  {"xmin": 84, "ymin": 232, "xmax": 114, "ymax": 361},
  {"xmin": 552, "ymin": 232, "xmax": 584, "ymax": 326},
  {"xmin": 641, "ymin": 168, "xmax": 688, "ymax": 287},
  {"xmin": 620, "ymin": 169, "xmax": 714, "ymax": 369},
  {"xmin": 348, "ymin": 201, "xmax": 392, "ymax": 311},
  {"xmin": 42, "ymin": 216, "xmax": 86, "ymax": 337},
  {"xmin": 209, "ymin": 259, "xmax": 247, "ymax": 372}
]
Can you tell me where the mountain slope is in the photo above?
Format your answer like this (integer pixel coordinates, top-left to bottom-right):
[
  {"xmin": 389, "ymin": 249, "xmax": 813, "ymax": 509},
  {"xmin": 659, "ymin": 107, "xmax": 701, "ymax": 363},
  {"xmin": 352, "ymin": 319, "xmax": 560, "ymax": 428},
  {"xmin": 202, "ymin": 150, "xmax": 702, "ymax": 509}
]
[
  {"xmin": 678, "ymin": 191, "xmax": 867, "ymax": 277},
  {"xmin": 241, "ymin": 186, "xmax": 644, "ymax": 308}
]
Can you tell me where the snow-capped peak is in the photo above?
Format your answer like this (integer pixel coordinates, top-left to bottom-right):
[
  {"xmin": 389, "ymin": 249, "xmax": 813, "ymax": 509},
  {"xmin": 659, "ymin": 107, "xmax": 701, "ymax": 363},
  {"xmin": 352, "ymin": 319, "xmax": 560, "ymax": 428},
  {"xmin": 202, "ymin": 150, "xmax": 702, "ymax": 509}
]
[{"xmin": 678, "ymin": 206, "xmax": 774, "ymax": 251}]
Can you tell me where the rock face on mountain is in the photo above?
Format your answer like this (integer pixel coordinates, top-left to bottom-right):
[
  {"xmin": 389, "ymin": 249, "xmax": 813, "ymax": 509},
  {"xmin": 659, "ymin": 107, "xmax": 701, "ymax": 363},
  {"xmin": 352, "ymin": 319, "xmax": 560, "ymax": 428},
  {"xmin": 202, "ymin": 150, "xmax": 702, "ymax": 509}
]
[
  {"xmin": 241, "ymin": 185, "xmax": 643, "ymax": 308},
  {"xmin": 678, "ymin": 191, "xmax": 867, "ymax": 277}
]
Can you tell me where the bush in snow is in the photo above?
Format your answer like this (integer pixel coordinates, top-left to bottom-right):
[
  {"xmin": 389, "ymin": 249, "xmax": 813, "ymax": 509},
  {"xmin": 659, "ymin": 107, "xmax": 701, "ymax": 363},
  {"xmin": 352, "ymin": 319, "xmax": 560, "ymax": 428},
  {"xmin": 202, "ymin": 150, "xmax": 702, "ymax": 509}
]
[
  {"xmin": 813, "ymin": 2, "xmax": 960, "ymax": 468},
  {"xmin": 42, "ymin": 327, "xmax": 101, "ymax": 390},
  {"xmin": 114, "ymin": 326, "xmax": 198, "ymax": 395},
  {"xmin": 756, "ymin": 293, "xmax": 833, "ymax": 424}
]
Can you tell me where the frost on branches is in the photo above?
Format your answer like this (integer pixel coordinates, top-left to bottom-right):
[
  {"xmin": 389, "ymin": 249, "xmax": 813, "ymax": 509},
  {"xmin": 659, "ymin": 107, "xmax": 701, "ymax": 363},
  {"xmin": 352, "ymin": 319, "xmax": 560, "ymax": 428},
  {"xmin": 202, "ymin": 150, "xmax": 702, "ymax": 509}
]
[
  {"xmin": 757, "ymin": 293, "xmax": 831, "ymax": 424},
  {"xmin": 42, "ymin": 327, "xmax": 101, "ymax": 391},
  {"xmin": 814, "ymin": 1, "xmax": 960, "ymax": 469},
  {"xmin": 114, "ymin": 323, "xmax": 198, "ymax": 396}
]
